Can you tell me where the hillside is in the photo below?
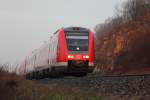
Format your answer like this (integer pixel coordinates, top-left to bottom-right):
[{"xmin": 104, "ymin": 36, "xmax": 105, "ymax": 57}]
[{"xmin": 95, "ymin": 0, "xmax": 150, "ymax": 74}]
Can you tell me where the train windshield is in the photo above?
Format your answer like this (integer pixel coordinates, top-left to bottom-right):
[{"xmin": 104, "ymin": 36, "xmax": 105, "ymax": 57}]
[{"xmin": 66, "ymin": 32, "xmax": 89, "ymax": 52}]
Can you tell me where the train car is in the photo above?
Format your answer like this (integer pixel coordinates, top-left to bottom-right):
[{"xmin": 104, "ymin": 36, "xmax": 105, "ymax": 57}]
[{"xmin": 22, "ymin": 27, "xmax": 95, "ymax": 79}]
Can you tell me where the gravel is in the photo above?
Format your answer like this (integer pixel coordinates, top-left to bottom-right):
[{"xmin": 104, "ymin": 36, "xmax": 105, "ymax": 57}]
[{"xmin": 35, "ymin": 73, "xmax": 150, "ymax": 96}]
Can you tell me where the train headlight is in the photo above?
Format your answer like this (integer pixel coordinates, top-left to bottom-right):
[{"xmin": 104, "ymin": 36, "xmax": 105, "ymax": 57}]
[
  {"xmin": 68, "ymin": 55, "xmax": 74, "ymax": 59},
  {"xmin": 83, "ymin": 55, "xmax": 89, "ymax": 59},
  {"xmin": 85, "ymin": 55, "xmax": 89, "ymax": 59},
  {"xmin": 76, "ymin": 47, "xmax": 80, "ymax": 50},
  {"xmin": 68, "ymin": 55, "xmax": 71, "ymax": 58}
]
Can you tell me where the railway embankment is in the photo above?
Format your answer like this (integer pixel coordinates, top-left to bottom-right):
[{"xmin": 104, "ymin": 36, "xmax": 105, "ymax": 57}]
[
  {"xmin": 36, "ymin": 73, "xmax": 150, "ymax": 99},
  {"xmin": 0, "ymin": 71, "xmax": 102, "ymax": 100},
  {"xmin": 1, "ymin": 69, "xmax": 150, "ymax": 100},
  {"xmin": 0, "ymin": 67, "xmax": 150, "ymax": 100}
]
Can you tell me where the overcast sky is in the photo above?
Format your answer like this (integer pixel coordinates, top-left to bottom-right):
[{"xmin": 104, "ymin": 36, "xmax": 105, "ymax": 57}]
[{"xmin": 0, "ymin": 0, "xmax": 126, "ymax": 64}]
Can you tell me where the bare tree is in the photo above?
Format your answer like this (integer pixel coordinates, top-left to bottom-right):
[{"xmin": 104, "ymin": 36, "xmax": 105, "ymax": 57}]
[
  {"xmin": 123, "ymin": 0, "xmax": 150, "ymax": 22},
  {"xmin": 0, "ymin": 63, "xmax": 10, "ymax": 72}
]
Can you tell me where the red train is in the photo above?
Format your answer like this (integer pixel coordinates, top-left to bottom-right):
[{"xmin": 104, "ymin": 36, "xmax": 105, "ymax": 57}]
[{"xmin": 20, "ymin": 27, "xmax": 95, "ymax": 78}]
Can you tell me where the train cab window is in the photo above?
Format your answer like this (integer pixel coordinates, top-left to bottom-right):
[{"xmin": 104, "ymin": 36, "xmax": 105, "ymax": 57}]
[{"xmin": 66, "ymin": 32, "xmax": 89, "ymax": 52}]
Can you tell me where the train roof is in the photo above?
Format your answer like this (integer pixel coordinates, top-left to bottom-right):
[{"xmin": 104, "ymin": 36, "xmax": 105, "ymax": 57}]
[{"xmin": 63, "ymin": 27, "xmax": 89, "ymax": 32}]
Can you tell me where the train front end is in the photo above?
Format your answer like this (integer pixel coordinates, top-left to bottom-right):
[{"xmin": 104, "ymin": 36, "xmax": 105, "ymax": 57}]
[{"xmin": 64, "ymin": 27, "xmax": 95, "ymax": 73}]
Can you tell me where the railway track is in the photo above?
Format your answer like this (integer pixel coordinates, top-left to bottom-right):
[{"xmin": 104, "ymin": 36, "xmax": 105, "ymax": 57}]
[{"xmin": 35, "ymin": 73, "xmax": 150, "ymax": 95}]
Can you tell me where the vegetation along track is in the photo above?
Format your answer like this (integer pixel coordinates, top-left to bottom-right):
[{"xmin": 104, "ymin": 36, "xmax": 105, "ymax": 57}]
[{"xmin": 35, "ymin": 73, "xmax": 150, "ymax": 96}]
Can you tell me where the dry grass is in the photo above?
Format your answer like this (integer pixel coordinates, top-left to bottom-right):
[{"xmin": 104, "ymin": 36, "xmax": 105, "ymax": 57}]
[
  {"xmin": 1, "ymin": 70, "xmax": 150, "ymax": 100},
  {"xmin": 0, "ymin": 70, "xmax": 103, "ymax": 100}
]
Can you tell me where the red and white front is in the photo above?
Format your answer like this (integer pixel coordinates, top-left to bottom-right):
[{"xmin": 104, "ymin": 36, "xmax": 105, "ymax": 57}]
[{"xmin": 57, "ymin": 27, "xmax": 95, "ymax": 69}]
